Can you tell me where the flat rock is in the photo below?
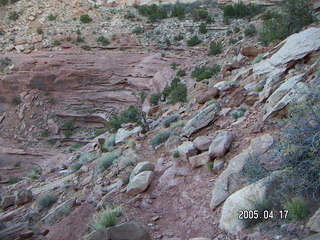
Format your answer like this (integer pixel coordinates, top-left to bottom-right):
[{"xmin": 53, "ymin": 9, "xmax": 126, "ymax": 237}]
[
  {"xmin": 189, "ymin": 152, "xmax": 210, "ymax": 168},
  {"xmin": 181, "ymin": 102, "xmax": 220, "ymax": 137},
  {"xmin": 130, "ymin": 161, "xmax": 155, "ymax": 181},
  {"xmin": 177, "ymin": 141, "xmax": 198, "ymax": 159},
  {"xmin": 126, "ymin": 171, "xmax": 154, "ymax": 196},
  {"xmin": 115, "ymin": 126, "xmax": 142, "ymax": 144},
  {"xmin": 107, "ymin": 222, "xmax": 149, "ymax": 240},
  {"xmin": 209, "ymin": 131, "xmax": 233, "ymax": 159},
  {"xmin": 193, "ymin": 136, "xmax": 212, "ymax": 151},
  {"xmin": 15, "ymin": 190, "xmax": 33, "ymax": 206}
]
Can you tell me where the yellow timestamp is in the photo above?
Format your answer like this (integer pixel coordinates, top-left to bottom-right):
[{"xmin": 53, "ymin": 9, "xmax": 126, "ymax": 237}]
[{"xmin": 238, "ymin": 210, "xmax": 289, "ymax": 220}]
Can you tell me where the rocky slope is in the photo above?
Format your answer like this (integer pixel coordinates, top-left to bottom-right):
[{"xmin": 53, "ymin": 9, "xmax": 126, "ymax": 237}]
[{"xmin": 1, "ymin": 0, "xmax": 320, "ymax": 240}]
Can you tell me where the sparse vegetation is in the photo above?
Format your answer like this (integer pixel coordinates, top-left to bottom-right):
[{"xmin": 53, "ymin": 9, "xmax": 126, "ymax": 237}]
[
  {"xmin": 93, "ymin": 129, "xmax": 107, "ymax": 138},
  {"xmin": 48, "ymin": 13, "xmax": 57, "ymax": 21},
  {"xmin": 285, "ymin": 198, "xmax": 309, "ymax": 220},
  {"xmin": 49, "ymin": 97, "xmax": 55, "ymax": 104},
  {"xmin": 173, "ymin": 150, "xmax": 180, "ymax": 158},
  {"xmin": 62, "ymin": 120, "xmax": 75, "ymax": 138},
  {"xmin": 76, "ymin": 36, "xmax": 85, "ymax": 43},
  {"xmin": 137, "ymin": 4, "xmax": 168, "ymax": 23},
  {"xmin": 81, "ymin": 45, "xmax": 91, "ymax": 51},
  {"xmin": 106, "ymin": 105, "xmax": 144, "ymax": 133},
  {"xmin": 0, "ymin": 57, "xmax": 11, "ymax": 72},
  {"xmin": 79, "ymin": 153, "xmax": 96, "ymax": 163},
  {"xmin": 244, "ymin": 24, "xmax": 257, "ymax": 37},
  {"xmin": 11, "ymin": 96, "xmax": 21, "ymax": 105},
  {"xmin": 8, "ymin": 11, "xmax": 19, "ymax": 20},
  {"xmin": 171, "ymin": 4, "xmax": 185, "ymax": 20},
  {"xmin": 70, "ymin": 161, "xmax": 83, "ymax": 172},
  {"xmin": 151, "ymin": 130, "xmax": 172, "ymax": 148},
  {"xmin": 80, "ymin": 14, "xmax": 93, "ymax": 23},
  {"xmin": 68, "ymin": 143, "xmax": 81, "ymax": 153},
  {"xmin": 223, "ymin": 2, "xmax": 264, "ymax": 20},
  {"xmin": 132, "ymin": 26, "xmax": 143, "ymax": 34},
  {"xmin": 169, "ymin": 82, "xmax": 187, "ymax": 104},
  {"xmin": 163, "ymin": 115, "xmax": 180, "ymax": 128},
  {"xmin": 90, "ymin": 207, "xmax": 122, "ymax": 230},
  {"xmin": 208, "ymin": 41, "xmax": 223, "ymax": 55},
  {"xmin": 36, "ymin": 28, "xmax": 43, "ymax": 34},
  {"xmin": 231, "ymin": 107, "xmax": 246, "ymax": 119},
  {"xmin": 102, "ymin": 135, "xmax": 116, "ymax": 152},
  {"xmin": 149, "ymin": 92, "xmax": 161, "ymax": 105},
  {"xmin": 98, "ymin": 153, "xmax": 119, "ymax": 172},
  {"xmin": 97, "ymin": 36, "xmax": 110, "ymax": 46},
  {"xmin": 52, "ymin": 40, "xmax": 61, "ymax": 46},
  {"xmin": 173, "ymin": 34, "xmax": 184, "ymax": 41},
  {"xmin": 191, "ymin": 8, "xmax": 213, "ymax": 23},
  {"xmin": 171, "ymin": 62, "xmax": 177, "ymax": 70},
  {"xmin": 176, "ymin": 69, "xmax": 186, "ymax": 77},
  {"xmin": 242, "ymin": 155, "xmax": 270, "ymax": 183},
  {"xmin": 259, "ymin": 0, "xmax": 314, "ymax": 45},
  {"xmin": 41, "ymin": 129, "xmax": 50, "ymax": 137},
  {"xmin": 8, "ymin": 177, "xmax": 23, "ymax": 184},
  {"xmin": 243, "ymin": 197, "xmax": 273, "ymax": 228},
  {"xmin": 27, "ymin": 168, "xmax": 41, "ymax": 179},
  {"xmin": 187, "ymin": 35, "xmax": 202, "ymax": 46},
  {"xmin": 191, "ymin": 65, "xmax": 220, "ymax": 82},
  {"xmin": 233, "ymin": 26, "xmax": 241, "ymax": 33},
  {"xmin": 38, "ymin": 193, "xmax": 58, "ymax": 210},
  {"xmin": 199, "ymin": 22, "xmax": 207, "ymax": 34}
]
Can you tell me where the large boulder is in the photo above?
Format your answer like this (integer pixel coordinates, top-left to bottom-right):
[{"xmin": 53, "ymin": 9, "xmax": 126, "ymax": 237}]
[
  {"xmin": 307, "ymin": 207, "xmax": 320, "ymax": 233},
  {"xmin": 126, "ymin": 171, "xmax": 154, "ymax": 196},
  {"xmin": 210, "ymin": 134, "xmax": 274, "ymax": 210},
  {"xmin": 195, "ymin": 87, "xmax": 219, "ymax": 104},
  {"xmin": 193, "ymin": 136, "xmax": 212, "ymax": 151},
  {"xmin": 15, "ymin": 190, "xmax": 33, "ymax": 206},
  {"xmin": 219, "ymin": 172, "xmax": 281, "ymax": 234},
  {"xmin": 254, "ymin": 27, "xmax": 320, "ymax": 75},
  {"xmin": 181, "ymin": 102, "xmax": 220, "ymax": 137},
  {"xmin": 188, "ymin": 152, "xmax": 210, "ymax": 168},
  {"xmin": 107, "ymin": 222, "xmax": 149, "ymax": 240},
  {"xmin": 130, "ymin": 162, "xmax": 155, "ymax": 181},
  {"xmin": 177, "ymin": 141, "xmax": 198, "ymax": 159},
  {"xmin": 115, "ymin": 126, "xmax": 142, "ymax": 144},
  {"xmin": 209, "ymin": 131, "xmax": 233, "ymax": 159},
  {"xmin": 263, "ymin": 74, "xmax": 309, "ymax": 120}
]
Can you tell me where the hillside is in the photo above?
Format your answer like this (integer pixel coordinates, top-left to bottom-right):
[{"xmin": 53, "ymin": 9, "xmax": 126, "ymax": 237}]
[{"xmin": 0, "ymin": 0, "xmax": 320, "ymax": 239}]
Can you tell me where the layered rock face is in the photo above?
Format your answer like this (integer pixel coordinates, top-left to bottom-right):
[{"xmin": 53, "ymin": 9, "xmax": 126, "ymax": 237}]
[{"xmin": 0, "ymin": 50, "xmax": 181, "ymax": 116}]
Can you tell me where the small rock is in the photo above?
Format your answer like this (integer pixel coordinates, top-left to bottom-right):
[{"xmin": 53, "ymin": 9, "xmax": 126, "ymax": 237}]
[
  {"xmin": 0, "ymin": 195, "xmax": 15, "ymax": 209},
  {"xmin": 127, "ymin": 171, "xmax": 154, "ymax": 196},
  {"xmin": 130, "ymin": 161, "xmax": 155, "ymax": 181},
  {"xmin": 189, "ymin": 152, "xmax": 210, "ymax": 168},
  {"xmin": 193, "ymin": 136, "xmax": 212, "ymax": 151},
  {"xmin": 15, "ymin": 190, "xmax": 33, "ymax": 206},
  {"xmin": 209, "ymin": 131, "xmax": 233, "ymax": 159},
  {"xmin": 177, "ymin": 141, "xmax": 198, "ymax": 160}
]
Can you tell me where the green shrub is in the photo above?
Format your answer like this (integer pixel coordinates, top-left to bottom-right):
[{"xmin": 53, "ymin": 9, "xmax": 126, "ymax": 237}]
[
  {"xmin": 171, "ymin": 62, "xmax": 177, "ymax": 70},
  {"xmin": 208, "ymin": 41, "xmax": 222, "ymax": 55},
  {"xmin": 97, "ymin": 36, "xmax": 110, "ymax": 46},
  {"xmin": 171, "ymin": 5, "xmax": 185, "ymax": 20},
  {"xmin": 48, "ymin": 14, "xmax": 57, "ymax": 21},
  {"xmin": 41, "ymin": 129, "xmax": 50, "ymax": 137},
  {"xmin": 38, "ymin": 194, "xmax": 58, "ymax": 210},
  {"xmin": 205, "ymin": 161, "xmax": 214, "ymax": 171},
  {"xmin": 229, "ymin": 38, "xmax": 238, "ymax": 44},
  {"xmin": 70, "ymin": 162, "xmax": 83, "ymax": 172},
  {"xmin": 275, "ymin": 88, "xmax": 320, "ymax": 197},
  {"xmin": 79, "ymin": 153, "xmax": 96, "ymax": 163},
  {"xmin": 151, "ymin": 131, "xmax": 172, "ymax": 148},
  {"xmin": 106, "ymin": 105, "xmax": 144, "ymax": 133},
  {"xmin": 36, "ymin": 28, "xmax": 43, "ymax": 34},
  {"xmin": 93, "ymin": 129, "xmax": 107, "ymax": 138},
  {"xmin": 0, "ymin": 0, "xmax": 8, "ymax": 6},
  {"xmin": 173, "ymin": 34, "xmax": 184, "ymax": 41},
  {"xmin": 49, "ymin": 97, "xmax": 55, "ymax": 104},
  {"xmin": 149, "ymin": 92, "xmax": 161, "ymax": 105},
  {"xmin": 242, "ymin": 154, "xmax": 270, "ymax": 183},
  {"xmin": 80, "ymin": 14, "xmax": 92, "ymax": 23},
  {"xmin": 176, "ymin": 69, "xmax": 186, "ymax": 77},
  {"xmin": 259, "ymin": 0, "xmax": 314, "ymax": 45},
  {"xmin": 285, "ymin": 198, "xmax": 308, "ymax": 220},
  {"xmin": 233, "ymin": 26, "xmax": 240, "ymax": 33},
  {"xmin": 169, "ymin": 83, "xmax": 187, "ymax": 104},
  {"xmin": 137, "ymin": 4, "xmax": 168, "ymax": 23},
  {"xmin": 163, "ymin": 115, "xmax": 180, "ymax": 128},
  {"xmin": 90, "ymin": 207, "xmax": 122, "ymax": 230},
  {"xmin": 76, "ymin": 29, "xmax": 81, "ymax": 35},
  {"xmin": 172, "ymin": 150, "xmax": 180, "ymax": 158},
  {"xmin": 68, "ymin": 143, "xmax": 81, "ymax": 153},
  {"xmin": 187, "ymin": 35, "xmax": 201, "ymax": 47},
  {"xmin": 244, "ymin": 24, "xmax": 257, "ymax": 37},
  {"xmin": 28, "ymin": 168, "xmax": 41, "ymax": 179},
  {"xmin": 52, "ymin": 40, "xmax": 61, "ymax": 46},
  {"xmin": 162, "ymin": 77, "xmax": 180, "ymax": 98},
  {"xmin": 0, "ymin": 57, "xmax": 11, "ymax": 72},
  {"xmin": 132, "ymin": 26, "xmax": 143, "ymax": 34},
  {"xmin": 81, "ymin": 45, "xmax": 91, "ymax": 51},
  {"xmin": 62, "ymin": 120, "xmax": 75, "ymax": 137},
  {"xmin": 231, "ymin": 107, "xmax": 246, "ymax": 119},
  {"xmin": 11, "ymin": 96, "xmax": 21, "ymax": 105},
  {"xmin": 165, "ymin": 39, "xmax": 171, "ymax": 47},
  {"xmin": 8, "ymin": 177, "xmax": 23, "ymax": 184},
  {"xmin": 8, "ymin": 11, "xmax": 19, "ymax": 20},
  {"xmin": 102, "ymin": 135, "xmax": 116, "ymax": 152},
  {"xmin": 199, "ymin": 22, "xmax": 207, "ymax": 34},
  {"xmin": 124, "ymin": 11, "xmax": 135, "ymax": 19},
  {"xmin": 98, "ymin": 153, "xmax": 119, "ymax": 172},
  {"xmin": 243, "ymin": 197, "xmax": 273, "ymax": 228},
  {"xmin": 191, "ymin": 65, "xmax": 220, "ymax": 82},
  {"xmin": 191, "ymin": 8, "xmax": 212, "ymax": 23},
  {"xmin": 256, "ymin": 86, "xmax": 264, "ymax": 92},
  {"xmin": 223, "ymin": 2, "xmax": 263, "ymax": 19},
  {"xmin": 76, "ymin": 36, "xmax": 85, "ymax": 43}
]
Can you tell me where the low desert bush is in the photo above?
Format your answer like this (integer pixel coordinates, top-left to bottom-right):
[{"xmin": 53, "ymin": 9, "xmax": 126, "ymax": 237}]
[
  {"xmin": 149, "ymin": 92, "xmax": 161, "ymax": 105},
  {"xmin": 163, "ymin": 115, "xmax": 180, "ymax": 128},
  {"xmin": 98, "ymin": 153, "xmax": 119, "ymax": 172},
  {"xmin": 102, "ymin": 135, "xmax": 116, "ymax": 152},
  {"xmin": 191, "ymin": 65, "xmax": 220, "ymax": 82},
  {"xmin": 187, "ymin": 35, "xmax": 201, "ymax": 46},
  {"xmin": 38, "ymin": 193, "xmax": 58, "ymax": 210},
  {"xmin": 223, "ymin": 2, "xmax": 263, "ymax": 20},
  {"xmin": 244, "ymin": 24, "xmax": 257, "ymax": 37},
  {"xmin": 199, "ymin": 22, "xmax": 207, "ymax": 34},
  {"xmin": 176, "ymin": 69, "xmax": 186, "ymax": 77},
  {"xmin": 208, "ymin": 41, "xmax": 222, "ymax": 55},
  {"xmin": 8, "ymin": 11, "xmax": 19, "ymax": 20},
  {"xmin": 11, "ymin": 96, "xmax": 21, "ymax": 105},
  {"xmin": 97, "ymin": 36, "xmax": 110, "ymax": 46},
  {"xmin": 151, "ymin": 131, "xmax": 172, "ymax": 148},
  {"xmin": 90, "ymin": 207, "xmax": 122, "ymax": 230},
  {"xmin": 70, "ymin": 161, "xmax": 83, "ymax": 172},
  {"xmin": 285, "ymin": 198, "xmax": 308, "ymax": 220},
  {"xmin": 80, "ymin": 14, "xmax": 92, "ymax": 23}
]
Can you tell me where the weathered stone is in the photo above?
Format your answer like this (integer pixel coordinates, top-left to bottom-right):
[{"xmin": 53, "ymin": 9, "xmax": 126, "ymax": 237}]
[
  {"xmin": 181, "ymin": 102, "xmax": 220, "ymax": 137},
  {"xmin": 115, "ymin": 126, "xmax": 142, "ymax": 144},
  {"xmin": 219, "ymin": 172, "xmax": 281, "ymax": 234},
  {"xmin": 177, "ymin": 141, "xmax": 198, "ymax": 159},
  {"xmin": 193, "ymin": 136, "xmax": 212, "ymax": 151},
  {"xmin": 127, "ymin": 171, "xmax": 154, "ymax": 196},
  {"xmin": 196, "ymin": 88, "xmax": 219, "ymax": 104},
  {"xmin": 189, "ymin": 152, "xmax": 210, "ymax": 168},
  {"xmin": 307, "ymin": 207, "xmax": 320, "ymax": 233},
  {"xmin": 164, "ymin": 134, "xmax": 181, "ymax": 151},
  {"xmin": 86, "ymin": 228, "xmax": 110, "ymax": 240},
  {"xmin": 210, "ymin": 134, "xmax": 274, "ymax": 210},
  {"xmin": 303, "ymin": 233, "xmax": 320, "ymax": 240},
  {"xmin": 209, "ymin": 131, "xmax": 233, "ymax": 159},
  {"xmin": 240, "ymin": 45, "xmax": 264, "ymax": 58},
  {"xmin": 41, "ymin": 197, "xmax": 75, "ymax": 225},
  {"xmin": 107, "ymin": 222, "xmax": 149, "ymax": 240},
  {"xmin": 213, "ymin": 159, "xmax": 224, "ymax": 172},
  {"xmin": 130, "ymin": 161, "xmax": 155, "ymax": 181},
  {"xmin": 0, "ymin": 196, "xmax": 15, "ymax": 209},
  {"xmin": 47, "ymin": 119, "xmax": 59, "ymax": 134},
  {"xmin": 15, "ymin": 190, "xmax": 33, "ymax": 206},
  {"xmin": 254, "ymin": 27, "xmax": 320, "ymax": 75}
]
